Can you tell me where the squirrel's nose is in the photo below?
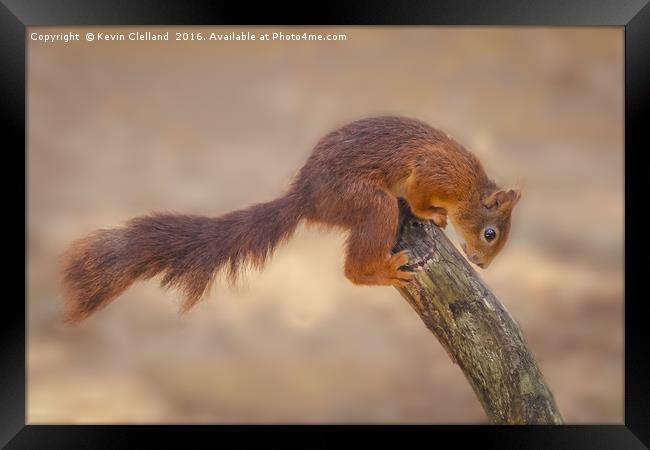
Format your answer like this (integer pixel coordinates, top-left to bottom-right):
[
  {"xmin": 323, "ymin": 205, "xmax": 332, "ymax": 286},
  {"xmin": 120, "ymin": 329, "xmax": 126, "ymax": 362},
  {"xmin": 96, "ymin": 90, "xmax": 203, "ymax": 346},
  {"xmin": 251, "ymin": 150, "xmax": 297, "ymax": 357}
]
[{"xmin": 468, "ymin": 253, "xmax": 483, "ymax": 265}]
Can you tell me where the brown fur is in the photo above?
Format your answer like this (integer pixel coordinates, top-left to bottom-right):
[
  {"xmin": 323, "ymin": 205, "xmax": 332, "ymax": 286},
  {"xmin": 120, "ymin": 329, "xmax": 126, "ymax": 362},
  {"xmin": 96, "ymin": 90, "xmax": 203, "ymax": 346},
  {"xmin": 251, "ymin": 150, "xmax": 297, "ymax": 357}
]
[{"xmin": 62, "ymin": 116, "xmax": 521, "ymax": 322}]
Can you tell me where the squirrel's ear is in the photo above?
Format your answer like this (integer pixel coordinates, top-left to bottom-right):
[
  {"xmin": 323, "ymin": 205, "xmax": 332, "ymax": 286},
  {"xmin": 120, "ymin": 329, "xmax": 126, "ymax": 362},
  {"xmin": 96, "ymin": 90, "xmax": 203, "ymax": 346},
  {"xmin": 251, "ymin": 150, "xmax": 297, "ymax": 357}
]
[
  {"xmin": 482, "ymin": 190, "xmax": 504, "ymax": 209},
  {"xmin": 482, "ymin": 189, "xmax": 521, "ymax": 210}
]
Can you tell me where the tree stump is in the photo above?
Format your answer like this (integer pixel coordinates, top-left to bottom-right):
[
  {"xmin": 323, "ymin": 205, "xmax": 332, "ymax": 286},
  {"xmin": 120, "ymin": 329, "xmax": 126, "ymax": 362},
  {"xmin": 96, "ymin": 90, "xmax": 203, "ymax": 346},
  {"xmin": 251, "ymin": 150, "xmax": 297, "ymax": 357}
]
[{"xmin": 392, "ymin": 199, "xmax": 563, "ymax": 424}]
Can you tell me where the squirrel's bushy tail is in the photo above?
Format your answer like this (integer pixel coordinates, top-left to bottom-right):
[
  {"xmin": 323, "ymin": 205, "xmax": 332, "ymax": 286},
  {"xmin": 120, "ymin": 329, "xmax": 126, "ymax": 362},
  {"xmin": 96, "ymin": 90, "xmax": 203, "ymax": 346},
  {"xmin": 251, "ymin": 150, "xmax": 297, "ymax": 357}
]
[{"xmin": 62, "ymin": 192, "xmax": 304, "ymax": 322}]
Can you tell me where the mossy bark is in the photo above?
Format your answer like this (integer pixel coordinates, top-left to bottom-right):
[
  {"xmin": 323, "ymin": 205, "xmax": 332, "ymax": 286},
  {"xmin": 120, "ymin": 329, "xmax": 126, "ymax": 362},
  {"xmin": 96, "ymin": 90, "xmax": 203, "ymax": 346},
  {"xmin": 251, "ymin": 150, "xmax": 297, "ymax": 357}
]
[{"xmin": 392, "ymin": 199, "xmax": 562, "ymax": 424}]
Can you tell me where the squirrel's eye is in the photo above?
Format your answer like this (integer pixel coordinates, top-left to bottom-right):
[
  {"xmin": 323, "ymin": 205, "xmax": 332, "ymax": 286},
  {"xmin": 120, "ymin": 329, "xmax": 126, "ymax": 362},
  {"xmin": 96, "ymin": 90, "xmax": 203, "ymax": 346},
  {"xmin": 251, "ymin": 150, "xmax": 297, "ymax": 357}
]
[{"xmin": 484, "ymin": 228, "xmax": 496, "ymax": 241}]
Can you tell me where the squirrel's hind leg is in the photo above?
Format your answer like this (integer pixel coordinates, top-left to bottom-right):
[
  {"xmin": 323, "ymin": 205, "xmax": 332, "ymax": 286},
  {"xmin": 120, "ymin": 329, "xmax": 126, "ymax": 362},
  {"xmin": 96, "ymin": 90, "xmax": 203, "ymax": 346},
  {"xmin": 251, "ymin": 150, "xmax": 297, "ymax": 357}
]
[{"xmin": 342, "ymin": 190, "xmax": 415, "ymax": 288}]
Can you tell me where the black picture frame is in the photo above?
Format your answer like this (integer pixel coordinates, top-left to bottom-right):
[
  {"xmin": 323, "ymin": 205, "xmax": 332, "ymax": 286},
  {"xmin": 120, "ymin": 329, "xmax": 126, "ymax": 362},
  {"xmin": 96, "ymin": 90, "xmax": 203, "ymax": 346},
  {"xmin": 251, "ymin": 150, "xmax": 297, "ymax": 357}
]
[{"xmin": 3, "ymin": 0, "xmax": 648, "ymax": 448}]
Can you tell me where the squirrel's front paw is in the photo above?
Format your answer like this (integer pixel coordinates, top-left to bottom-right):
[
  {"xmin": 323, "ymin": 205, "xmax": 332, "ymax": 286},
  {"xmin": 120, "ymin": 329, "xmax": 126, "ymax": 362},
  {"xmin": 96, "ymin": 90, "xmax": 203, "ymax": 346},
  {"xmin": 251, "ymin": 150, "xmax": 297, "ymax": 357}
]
[{"xmin": 432, "ymin": 212, "xmax": 448, "ymax": 229}]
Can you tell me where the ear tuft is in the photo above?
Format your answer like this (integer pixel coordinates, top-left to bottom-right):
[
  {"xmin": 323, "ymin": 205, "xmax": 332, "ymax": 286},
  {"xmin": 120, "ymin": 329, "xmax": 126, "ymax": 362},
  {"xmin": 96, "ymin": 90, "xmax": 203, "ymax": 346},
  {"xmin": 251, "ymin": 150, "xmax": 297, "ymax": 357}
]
[{"xmin": 508, "ymin": 189, "xmax": 522, "ymax": 206}]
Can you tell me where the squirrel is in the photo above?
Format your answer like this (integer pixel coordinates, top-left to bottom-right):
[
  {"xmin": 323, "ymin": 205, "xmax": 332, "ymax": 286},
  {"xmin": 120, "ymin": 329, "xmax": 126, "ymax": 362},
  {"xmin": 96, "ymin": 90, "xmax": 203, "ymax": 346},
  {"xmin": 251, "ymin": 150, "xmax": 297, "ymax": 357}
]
[{"xmin": 62, "ymin": 116, "xmax": 521, "ymax": 323}]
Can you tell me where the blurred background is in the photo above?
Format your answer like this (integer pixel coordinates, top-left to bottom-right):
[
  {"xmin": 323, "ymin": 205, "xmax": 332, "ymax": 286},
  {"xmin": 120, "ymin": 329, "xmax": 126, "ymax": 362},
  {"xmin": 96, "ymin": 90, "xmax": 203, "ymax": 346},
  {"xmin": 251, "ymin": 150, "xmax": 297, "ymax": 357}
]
[{"xmin": 27, "ymin": 27, "xmax": 623, "ymax": 423}]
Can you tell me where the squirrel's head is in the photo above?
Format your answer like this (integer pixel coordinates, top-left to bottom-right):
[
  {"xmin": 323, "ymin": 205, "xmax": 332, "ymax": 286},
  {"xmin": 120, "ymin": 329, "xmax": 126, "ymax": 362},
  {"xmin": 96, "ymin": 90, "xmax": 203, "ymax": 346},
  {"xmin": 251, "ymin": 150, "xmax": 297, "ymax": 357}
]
[{"xmin": 454, "ymin": 188, "xmax": 521, "ymax": 269}]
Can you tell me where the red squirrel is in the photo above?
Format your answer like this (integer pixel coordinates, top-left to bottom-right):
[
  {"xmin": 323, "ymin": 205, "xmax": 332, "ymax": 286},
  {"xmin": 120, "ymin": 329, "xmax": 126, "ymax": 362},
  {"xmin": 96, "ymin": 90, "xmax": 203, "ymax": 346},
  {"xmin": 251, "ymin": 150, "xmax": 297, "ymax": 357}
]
[{"xmin": 62, "ymin": 116, "xmax": 521, "ymax": 322}]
